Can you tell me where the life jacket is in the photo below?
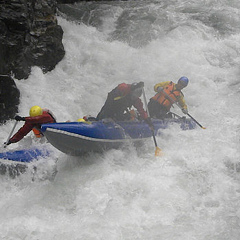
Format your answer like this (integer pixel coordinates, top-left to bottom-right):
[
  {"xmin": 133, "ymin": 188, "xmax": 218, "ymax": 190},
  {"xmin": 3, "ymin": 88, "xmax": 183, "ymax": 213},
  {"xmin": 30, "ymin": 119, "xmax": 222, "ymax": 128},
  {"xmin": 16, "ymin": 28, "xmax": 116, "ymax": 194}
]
[
  {"xmin": 152, "ymin": 82, "xmax": 181, "ymax": 111},
  {"xmin": 32, "ymin": 127, "xmax": 43, "ymax": 138}
]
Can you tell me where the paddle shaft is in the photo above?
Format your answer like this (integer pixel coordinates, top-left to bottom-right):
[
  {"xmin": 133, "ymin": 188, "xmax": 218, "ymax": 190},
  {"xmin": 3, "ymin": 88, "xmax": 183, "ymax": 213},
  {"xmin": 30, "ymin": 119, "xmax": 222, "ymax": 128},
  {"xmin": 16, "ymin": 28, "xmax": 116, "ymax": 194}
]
[
  {"xmin": 186, "ymin": 113, "xmax": 205, "ymax": 129},
  {"xmin": 160, "ymin": 90, "xmax": 205, "ymax": 129},
  {"xmin": 4, "ymin": 121, "xmax": 18, "ymax": 148}
]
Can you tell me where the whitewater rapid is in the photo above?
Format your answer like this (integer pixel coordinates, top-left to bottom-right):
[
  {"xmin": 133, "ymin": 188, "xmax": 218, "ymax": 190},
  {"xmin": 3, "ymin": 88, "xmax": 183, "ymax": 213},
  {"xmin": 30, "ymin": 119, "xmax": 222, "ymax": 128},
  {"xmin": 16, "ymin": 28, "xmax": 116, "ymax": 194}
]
[{"xmin": 1, "ymin": 1, "xmax": 240, "ymax": 239}]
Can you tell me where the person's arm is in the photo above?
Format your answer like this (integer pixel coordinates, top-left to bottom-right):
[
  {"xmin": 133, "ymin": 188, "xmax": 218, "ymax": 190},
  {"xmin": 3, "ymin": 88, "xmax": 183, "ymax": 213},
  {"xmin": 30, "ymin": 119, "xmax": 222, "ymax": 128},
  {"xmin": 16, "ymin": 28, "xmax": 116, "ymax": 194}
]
[
  {"xmin": 133, "ymin": 98, "xmax": 148, "ymax": 120},
  {"xmin": 24, "ymin": 112, "xmax": 54, "ymax": 124},
  {"xmin": 176, "ymin": 94, "xmax": 188, "ymax": 112},
  {"xmin": 154, "ymin": 81, "xmax": 170, "ymax": 92},
  {"xmin": 9, "ymin": 123, "xmax": 34, "ymax": 143}
]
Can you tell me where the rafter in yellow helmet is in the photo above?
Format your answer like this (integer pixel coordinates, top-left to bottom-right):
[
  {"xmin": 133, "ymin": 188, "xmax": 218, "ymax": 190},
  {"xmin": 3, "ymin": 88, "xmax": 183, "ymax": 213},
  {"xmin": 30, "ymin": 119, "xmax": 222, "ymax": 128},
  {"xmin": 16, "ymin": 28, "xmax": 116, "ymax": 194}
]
[{"xmin": 29, "ymin": 106, "xmax": 43, "ymax": 117}]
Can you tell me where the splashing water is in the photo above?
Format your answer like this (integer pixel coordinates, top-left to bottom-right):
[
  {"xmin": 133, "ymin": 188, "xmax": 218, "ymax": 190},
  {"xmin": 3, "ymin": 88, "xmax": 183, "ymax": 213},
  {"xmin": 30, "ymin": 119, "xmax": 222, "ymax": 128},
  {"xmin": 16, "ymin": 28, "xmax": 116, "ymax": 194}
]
[{"xmin": 0, "ymin": 1, "xmax": 240, "ymax": 239}]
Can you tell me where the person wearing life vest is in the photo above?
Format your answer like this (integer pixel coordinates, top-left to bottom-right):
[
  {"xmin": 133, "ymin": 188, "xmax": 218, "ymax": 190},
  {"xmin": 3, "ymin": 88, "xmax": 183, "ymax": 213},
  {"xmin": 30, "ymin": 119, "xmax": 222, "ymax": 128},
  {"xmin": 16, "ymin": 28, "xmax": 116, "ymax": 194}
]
[
  {"xmin": 148, "ymin": 77, "xmax": 189, "ymax": 119},
  {"xmin": 97, "ymin": 82, "xmax": 152, "ymax": 126},
  {"xmin": 5, "ymin": 105, "xmax": 56, "ymax": 145}
]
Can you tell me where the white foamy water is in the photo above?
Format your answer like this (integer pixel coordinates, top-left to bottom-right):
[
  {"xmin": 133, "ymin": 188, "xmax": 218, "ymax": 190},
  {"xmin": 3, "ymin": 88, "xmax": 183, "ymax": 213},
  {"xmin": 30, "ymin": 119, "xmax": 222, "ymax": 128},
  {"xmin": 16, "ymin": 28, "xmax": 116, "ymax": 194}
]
[{"xmin": 1, "ymin": 1, "xmax": 240, "ymax": 239}]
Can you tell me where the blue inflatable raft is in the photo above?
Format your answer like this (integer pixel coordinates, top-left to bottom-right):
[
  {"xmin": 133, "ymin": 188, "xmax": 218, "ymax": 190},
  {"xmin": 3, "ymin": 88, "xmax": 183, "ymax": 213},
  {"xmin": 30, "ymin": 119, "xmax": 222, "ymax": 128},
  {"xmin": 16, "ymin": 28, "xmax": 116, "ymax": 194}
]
[
  {"xmin": 0, "ymin": 147, "xmax": 50, "ymax": 163},
  {"xmin": 0, "ymin": 147, "xmax": 51, "ymax": 177},
  {"xmin": 41, "ymin": 117, "xmax": 196, "ymax": 156}
]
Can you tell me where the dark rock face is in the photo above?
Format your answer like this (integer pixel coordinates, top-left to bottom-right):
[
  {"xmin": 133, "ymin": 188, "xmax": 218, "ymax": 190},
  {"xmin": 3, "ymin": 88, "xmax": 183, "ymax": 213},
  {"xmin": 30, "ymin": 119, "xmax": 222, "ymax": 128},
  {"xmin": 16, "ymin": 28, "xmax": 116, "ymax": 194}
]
[
  {"xmin": 0, "ymin": 0, "xmax": 65, "ymax": 79},
  {"xmin": 0, "ymin": 75, "xmax": 20, "ymax": 124},
  {"xmin": 30, "ymin": 23, "xmax": 65, "ymax": 73},
  {"xmin": 0, "ymin": 0, "xmax": 65, "ymax": 123}
]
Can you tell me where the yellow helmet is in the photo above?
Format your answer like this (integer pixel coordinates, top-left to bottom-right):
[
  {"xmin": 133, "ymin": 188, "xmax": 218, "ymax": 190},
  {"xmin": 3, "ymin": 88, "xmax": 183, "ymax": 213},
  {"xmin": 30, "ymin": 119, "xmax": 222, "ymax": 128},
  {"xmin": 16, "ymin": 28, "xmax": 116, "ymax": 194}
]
[
  {"xmin": 29, "ymin": 106, "xmax": 43, "ymax": 117},
  {"xmin": 77, "ymin": 118, "xmax": 86, "ymax": 122}
]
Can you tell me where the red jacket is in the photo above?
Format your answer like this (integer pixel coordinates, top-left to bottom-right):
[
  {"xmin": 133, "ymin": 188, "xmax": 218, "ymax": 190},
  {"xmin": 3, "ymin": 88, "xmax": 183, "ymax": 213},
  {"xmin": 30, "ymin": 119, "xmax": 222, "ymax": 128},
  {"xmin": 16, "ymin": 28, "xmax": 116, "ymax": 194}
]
[
  {"xmin": 10, "ymin": 110, "xmax": 55, "ymax": 143},
  {"xmin": 97, "ymin": 83, "xmax": 148, "ymax": 120}
]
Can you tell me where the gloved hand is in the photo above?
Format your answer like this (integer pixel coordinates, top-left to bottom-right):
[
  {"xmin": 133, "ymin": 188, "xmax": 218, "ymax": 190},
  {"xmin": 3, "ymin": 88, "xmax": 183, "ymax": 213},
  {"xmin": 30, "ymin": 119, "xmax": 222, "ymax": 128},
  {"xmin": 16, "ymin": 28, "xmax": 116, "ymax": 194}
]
[
  {"xmin": 4, "ymin": 140, "xmax": 12, "ymax": 146},
  {"xmin": 145, "ymin": 117, "xmax": 154, "ymax": 130},
  {"xmin": 15, "ymin": 115, "xmax": 25, "ymax": 121},
  {"xmin": 182, "ymin": 108, "xmax": 188, "ymax": 114},
  {"xmin": 156, "ymin": 86, "xmax": 163, "ymax": 92}
]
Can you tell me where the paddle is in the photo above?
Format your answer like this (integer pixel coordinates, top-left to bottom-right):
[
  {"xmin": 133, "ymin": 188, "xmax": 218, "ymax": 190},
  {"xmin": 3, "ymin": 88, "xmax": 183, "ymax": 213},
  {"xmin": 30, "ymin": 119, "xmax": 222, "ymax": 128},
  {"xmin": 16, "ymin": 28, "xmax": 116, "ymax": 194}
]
[
  {"xmin": 160, "ymin": 90, "xmax": 206, "ymax": 129},
  {"xmin": 142, "ymin": 88, "xmax": 162, "ymax": 156},
  {"xmin": 3, "ymin": 120, "xmax": 18, "ymax": 148},
  {"xmin": 185, "ymin": 113, "xmax": 206, "ymax": 129}
]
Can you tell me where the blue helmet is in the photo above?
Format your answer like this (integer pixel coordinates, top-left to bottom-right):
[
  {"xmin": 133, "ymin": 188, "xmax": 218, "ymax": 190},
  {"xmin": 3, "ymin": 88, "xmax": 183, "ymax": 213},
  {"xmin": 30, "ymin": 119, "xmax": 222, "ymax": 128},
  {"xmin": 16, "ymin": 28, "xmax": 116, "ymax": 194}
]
[{"xmin": 177, "ymin": 76, "xmax": 189, "ymax": 88}]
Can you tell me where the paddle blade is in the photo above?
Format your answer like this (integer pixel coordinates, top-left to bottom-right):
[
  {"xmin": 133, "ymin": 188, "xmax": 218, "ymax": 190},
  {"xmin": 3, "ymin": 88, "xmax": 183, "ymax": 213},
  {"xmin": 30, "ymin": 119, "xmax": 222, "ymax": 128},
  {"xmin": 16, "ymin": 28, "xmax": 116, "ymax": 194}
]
[{"xmin": 155, "ymin": 146, "xmax": 162, "ymax": 156}]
